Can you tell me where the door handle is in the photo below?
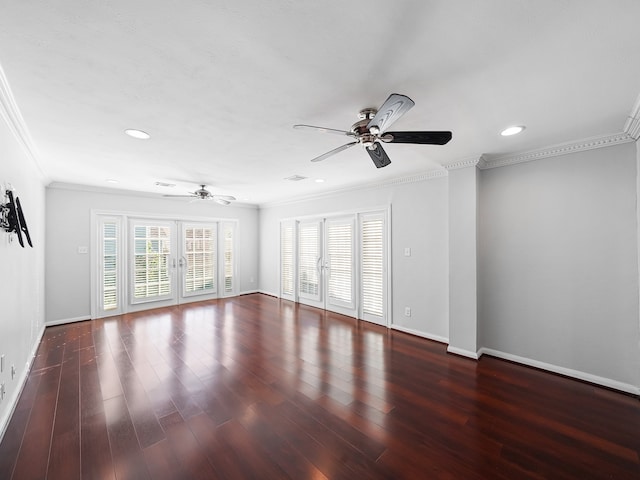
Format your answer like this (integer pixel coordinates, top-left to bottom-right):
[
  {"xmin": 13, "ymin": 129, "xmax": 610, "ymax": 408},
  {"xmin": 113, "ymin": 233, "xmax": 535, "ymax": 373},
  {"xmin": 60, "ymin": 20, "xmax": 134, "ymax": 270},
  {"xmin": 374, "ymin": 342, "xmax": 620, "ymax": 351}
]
[{"xmin": 179, "ymin": 256, "xmax": 188, "ymax": 268}]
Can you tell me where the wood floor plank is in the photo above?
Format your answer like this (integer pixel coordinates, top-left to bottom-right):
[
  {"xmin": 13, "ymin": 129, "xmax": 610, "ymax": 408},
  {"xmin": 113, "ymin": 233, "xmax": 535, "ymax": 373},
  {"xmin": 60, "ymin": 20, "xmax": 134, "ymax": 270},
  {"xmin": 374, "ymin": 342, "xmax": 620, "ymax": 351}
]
[
  {"xmin": 47, "ymin": 344, "xmax": 81, "ymax": 480},
  {"xmin": 103, "ymin": 395, "xmax": 151, "ymax": 480},
  {"xmin": 79, "ymin": 352, "xmax": 115, "ymax": 480},
  {"xmin": 10, "ymin": 364, "xmax": 61, "ymax": 480},
  {"xmin": 1, "ymin": 294, "xmax": 639, "ymax": 479}
]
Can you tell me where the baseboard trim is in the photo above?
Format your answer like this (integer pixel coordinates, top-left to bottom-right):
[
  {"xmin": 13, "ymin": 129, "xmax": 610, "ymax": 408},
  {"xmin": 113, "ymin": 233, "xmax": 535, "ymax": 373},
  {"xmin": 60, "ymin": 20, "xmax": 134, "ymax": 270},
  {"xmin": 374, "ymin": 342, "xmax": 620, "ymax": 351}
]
[
  {"xmin": 391, "ymin": 325, "xmax": 449, "ymax": 345},
  {"xmin": 257, "ymin": 290, "xmax": 279, "ymax": 298},
  {"xmin": 239, "ymin": 290, "xmax": 259, "ymax": 296},
  {"xmin": 447, "ymin": 345, "xmax": 480, "ymax": 360},
  {"xmin": 0, "ymin": 323, "xmax": 46, "ymax": 444},
  {"xmin": 478, "ymin": 347, "xmax": 640, "ymax": 396},
  {"xmin": 46, "ymin": 315, "xmax": 91, "ymax": 327}
]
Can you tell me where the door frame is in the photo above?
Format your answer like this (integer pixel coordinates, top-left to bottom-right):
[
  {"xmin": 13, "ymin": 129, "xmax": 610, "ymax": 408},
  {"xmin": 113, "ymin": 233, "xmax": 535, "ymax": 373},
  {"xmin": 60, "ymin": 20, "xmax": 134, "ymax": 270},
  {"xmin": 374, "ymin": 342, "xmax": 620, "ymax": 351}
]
[
  {"xmin": 278, "ymin": 205, "xmax": 391, "ymax": 325},
  {"xmin": 91, "ymin": 210, "xmax": 238, "ymax": 319}
]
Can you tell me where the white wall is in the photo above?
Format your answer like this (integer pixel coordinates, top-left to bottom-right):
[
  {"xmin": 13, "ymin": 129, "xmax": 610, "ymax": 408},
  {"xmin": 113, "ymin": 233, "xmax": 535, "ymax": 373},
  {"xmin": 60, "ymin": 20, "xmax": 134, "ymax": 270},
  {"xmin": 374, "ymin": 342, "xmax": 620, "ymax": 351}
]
[
  {"xmin": 0, "ymin": 115, "xmax": 46, "ymax": 439},
  {"xmin": 259, "ymin": 176, "xmax": 450, "ymax": 340},
  {"xmin": 477, "ymin": 142, "xmax": 640, "ymax": 389},
  {"xmin": 45, "ymin": 186, "xmax": 259, "ymax": 324}
]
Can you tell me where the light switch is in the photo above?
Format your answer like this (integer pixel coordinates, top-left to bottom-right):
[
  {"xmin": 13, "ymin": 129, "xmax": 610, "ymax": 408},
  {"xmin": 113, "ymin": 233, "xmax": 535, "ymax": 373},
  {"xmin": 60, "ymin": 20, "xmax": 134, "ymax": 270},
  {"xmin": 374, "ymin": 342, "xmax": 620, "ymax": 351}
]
[{"xmin": 404, "ymin": 247, "xmax": 411, "ymax": 257}]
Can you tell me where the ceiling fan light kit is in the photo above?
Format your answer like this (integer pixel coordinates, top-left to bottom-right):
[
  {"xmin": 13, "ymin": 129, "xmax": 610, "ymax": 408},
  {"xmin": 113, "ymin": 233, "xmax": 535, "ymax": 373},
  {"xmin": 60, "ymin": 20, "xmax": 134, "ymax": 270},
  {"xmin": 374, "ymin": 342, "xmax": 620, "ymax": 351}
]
[{"xmin": 294, "ymin": 93, "xmax": 452, "ymax": 168}]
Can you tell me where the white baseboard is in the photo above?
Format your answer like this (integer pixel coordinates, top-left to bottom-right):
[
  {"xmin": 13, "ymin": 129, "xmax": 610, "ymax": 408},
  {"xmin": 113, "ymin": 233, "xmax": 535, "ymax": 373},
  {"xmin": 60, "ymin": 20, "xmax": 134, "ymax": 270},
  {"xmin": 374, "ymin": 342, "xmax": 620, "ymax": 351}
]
[
  {"xmin": 239, "ymin": 290, "xmax": 260, "ymax": 296},
  {"xmin": 257, "ymin": 290, "xmax": 279, "ymax": 298},
  {"xmin": 0, "ymin": 323, "xmax": 46, "ymax": 444},
  {"xmin": 46, "ymin": 315, "xmax": 91, "ymax": 327},
  {"xmin": 446, "ymin": 345, "xmax": 480, "ymax": 360},
  {"xmin": 391, "ymin": 324, "xmax": 449, "ymax": 345},
  {"xmin": 478, "ymin": 347, "xmax": 640, "ymax": 396}
]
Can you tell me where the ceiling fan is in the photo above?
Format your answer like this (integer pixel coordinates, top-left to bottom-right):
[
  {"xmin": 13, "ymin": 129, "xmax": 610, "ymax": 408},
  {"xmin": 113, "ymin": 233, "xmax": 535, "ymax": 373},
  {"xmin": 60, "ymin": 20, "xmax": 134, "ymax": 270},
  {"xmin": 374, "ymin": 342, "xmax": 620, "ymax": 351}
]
[
  {"xmin": 163, "ymin": 185, "xmax": 236, "ymax": 205},
  {"xmin": 294, "ymin": 93, "xmax": 452, "ymax": 168}
]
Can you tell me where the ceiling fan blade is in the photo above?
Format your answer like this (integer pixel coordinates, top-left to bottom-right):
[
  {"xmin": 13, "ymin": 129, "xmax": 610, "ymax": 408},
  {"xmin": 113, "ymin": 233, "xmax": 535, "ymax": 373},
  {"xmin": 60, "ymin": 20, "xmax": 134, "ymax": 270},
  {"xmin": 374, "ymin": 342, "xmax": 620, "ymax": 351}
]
[
  {"xmin": 163, "ymin": 194, "xmax": 197, "ymax": 198},
  {"xmin": 214, "ymin": 198, "xmax": 231, "ymax": 206},
  {"xmin": 293, "ymin": 124, "xmax": 355, "ymax": 137},
  {"xmin": 381, "ymin": 131, "xmax": 452, "ymax": 145},
  {"xmin": 214, "ymin": 195, "xmax": 236, "ymax": 201},
  {"xmin": 367, "ymin": 143, "xmax": 391, "ymax": 168},
  {"xmin": 366, "ymin": 93, "xmax": 415, "ymax": 134},
  {"xmin": 310, "ymin": 141, "xmax": 358, "ymax": 162}
]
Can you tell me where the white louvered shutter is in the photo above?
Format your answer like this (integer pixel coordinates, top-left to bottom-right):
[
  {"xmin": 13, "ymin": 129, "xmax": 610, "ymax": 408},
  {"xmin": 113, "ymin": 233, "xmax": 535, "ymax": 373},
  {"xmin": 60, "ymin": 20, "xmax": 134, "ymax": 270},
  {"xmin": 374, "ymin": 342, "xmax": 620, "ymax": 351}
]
[
  {"xmin": 183, "ymin": 224, "xmax": 216, "ymax": 296},
  {"xmin": 132, "ymin": 223, "xmax": 173, "ymax": 302},
  {"xmin": 100, "ymin": 217, "xmax": 121, "ymax": 313},
  {"xmin": 298, "ymin": 220, "xmax": 321, "ymax": 301},
  {"xmin": 280, "ymin": 222, "xmax": 295, "ymax": 298},
  {"xmin": 361, "ymin": 214, "xmax": 384, "ymax": 319},
  {"xmin": 326, "ymin": 218, "xmax": 355, "ymax": 309},
  {"xmin": 223, "ymin": 223, "xmax": 234, "ymax": 294}
]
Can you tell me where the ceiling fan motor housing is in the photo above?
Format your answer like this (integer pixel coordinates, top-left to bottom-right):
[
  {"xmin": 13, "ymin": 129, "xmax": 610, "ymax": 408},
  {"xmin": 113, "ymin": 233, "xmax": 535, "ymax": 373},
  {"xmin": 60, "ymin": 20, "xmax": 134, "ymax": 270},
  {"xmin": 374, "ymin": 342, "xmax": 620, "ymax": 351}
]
[{"xmin": 351, "ymin": 116, "xmax": 377, "ymax": 148}]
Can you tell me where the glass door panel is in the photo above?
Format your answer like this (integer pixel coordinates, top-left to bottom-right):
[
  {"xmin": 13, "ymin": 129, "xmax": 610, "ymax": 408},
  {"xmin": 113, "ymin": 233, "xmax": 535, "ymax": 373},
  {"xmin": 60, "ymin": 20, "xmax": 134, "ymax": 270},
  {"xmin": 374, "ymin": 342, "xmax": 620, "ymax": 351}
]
[
  {"xmin": 181, "ymin": 223, "xmax": 217, "ymax": 298},
  {"xmin": 129, "ymin": 219, "xmax": 177, "ymax": 308},
  {"xmin": 298, "ymin": 219, "xmax": 323, "ymax": 307}
]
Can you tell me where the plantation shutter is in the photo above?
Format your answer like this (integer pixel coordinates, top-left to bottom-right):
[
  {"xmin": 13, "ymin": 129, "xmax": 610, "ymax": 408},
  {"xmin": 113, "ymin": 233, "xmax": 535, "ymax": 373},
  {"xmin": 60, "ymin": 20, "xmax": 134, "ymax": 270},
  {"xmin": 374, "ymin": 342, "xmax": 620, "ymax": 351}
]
[
  {"xmin": 183, "ymin": 224, "xmax": 216, "ymax": 296},
  {"xmin": 298, "ymin": 220, "xmax": 321, "ymax": 300},
  {"xmin": 361, "ymin": 214, "xmax": 384, "ymax": 318},
  {"xmin": 132, "ymin": 223, "xmax": 173, "ymax": 302},
  {"xmin": 102, "ymin": 221, "xmax": 118, "ymax": 310},
  {"xmin": 223, "ymin": 223, "xmax": 234, "ymax": 294},
  {"xmin": 326, "ymin": 218, "xmax": 354, "ymax": 309},
  {"xmin": 98, "ymin": 217, "xmax": 122, "ymax": 314},
  {"xmin": 280, "ymin": 222, "xmax": 295, "ymax": 299}
]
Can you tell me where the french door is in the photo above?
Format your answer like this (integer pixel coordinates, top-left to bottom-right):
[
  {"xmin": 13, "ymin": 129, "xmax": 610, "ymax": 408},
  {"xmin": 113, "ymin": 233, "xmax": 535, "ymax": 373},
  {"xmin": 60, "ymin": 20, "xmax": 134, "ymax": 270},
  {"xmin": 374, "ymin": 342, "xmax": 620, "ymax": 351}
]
[
  {"xmin": 282, "ymin": 210, "xmax": 387, "ymax": 324},
  {"xmin": 94, "ymin": 215, "xmax": 236, "ymax": 318}
]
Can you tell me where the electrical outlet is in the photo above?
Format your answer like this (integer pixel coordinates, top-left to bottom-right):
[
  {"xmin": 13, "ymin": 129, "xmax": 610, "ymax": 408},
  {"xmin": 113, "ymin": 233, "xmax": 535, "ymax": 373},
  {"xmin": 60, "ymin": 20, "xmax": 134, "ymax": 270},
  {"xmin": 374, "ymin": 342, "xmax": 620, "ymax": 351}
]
[{"xmin": 404, "ymin": 307, "xmax": 411, "ymax": 317}]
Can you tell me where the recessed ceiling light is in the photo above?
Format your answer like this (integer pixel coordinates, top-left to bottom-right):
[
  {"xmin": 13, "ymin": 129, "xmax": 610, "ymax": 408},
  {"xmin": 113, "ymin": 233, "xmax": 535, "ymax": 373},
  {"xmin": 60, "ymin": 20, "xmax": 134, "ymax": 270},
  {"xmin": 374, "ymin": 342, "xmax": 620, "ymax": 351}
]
[
  {"xmin": 125, "ymin": 129, "xmax": 151, "ymax": 139},
  {"xmin": 105, "ymin": 179, "xmax": 119, "ymax": 184},
  {"xmin": 500, "ymin": 125, "xmax": 525, "ymax": 136},
  {"xmin": 315, "ymin": 179, "xmax": 325, "ymax": 183}
]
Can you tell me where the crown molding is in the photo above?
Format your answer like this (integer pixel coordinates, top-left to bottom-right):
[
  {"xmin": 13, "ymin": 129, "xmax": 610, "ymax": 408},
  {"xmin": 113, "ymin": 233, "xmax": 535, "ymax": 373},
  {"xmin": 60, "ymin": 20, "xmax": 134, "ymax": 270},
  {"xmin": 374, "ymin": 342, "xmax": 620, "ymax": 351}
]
[
  {"xmin": 0, "ymin": 63, "xmax": 48, "ymax": 180},
  {"xmin": 260, "ymin": 169, "xmax": 448, "ymax": 208},
  {"xmin": 443, "ymin": 156, "xmax": 482, "ymax": 171},
  {"xmin": 624, "ymin": 93, "xmax": 640, "ymax": 140},
  {"xmin": 478, "ymin": 132, "xmax": 634, "ymax": 170}
]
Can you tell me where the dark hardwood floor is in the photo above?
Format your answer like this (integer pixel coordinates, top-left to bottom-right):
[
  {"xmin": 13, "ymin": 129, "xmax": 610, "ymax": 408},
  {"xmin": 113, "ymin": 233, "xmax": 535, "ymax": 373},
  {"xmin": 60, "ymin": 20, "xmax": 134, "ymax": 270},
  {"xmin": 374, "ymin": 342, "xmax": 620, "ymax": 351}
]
[{"xmin": 0, "ymin": 294, "xmax": 638, "ymax": 479}]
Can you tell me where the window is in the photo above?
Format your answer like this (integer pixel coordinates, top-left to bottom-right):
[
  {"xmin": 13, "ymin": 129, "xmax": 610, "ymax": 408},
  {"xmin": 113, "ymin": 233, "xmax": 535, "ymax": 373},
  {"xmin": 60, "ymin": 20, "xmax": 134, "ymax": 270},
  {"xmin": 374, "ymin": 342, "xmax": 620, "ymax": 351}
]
[
  {"xmin": 223, "ymin": 223, "xmax": 234, "ymax": 294},
  {"xmin": 184, "ymin": 225, "xmax": 216, "ymax": 295},
  {"xmin": 361, "ymin": 213, "xmax": 384, "ymax": 318},
  {"xmin": 298, "ymin": 221, "xmax": 321, "ymax": 299},
  {"xmin": 280, "ymin": 221, "xmax": 295, "ymax": 299},
  {"xmin": 326, "ymin": 218, "xmax": 354, "ymax": 308},
  {"xmin": 98, "ymin": 216, "xmax": 122, "ymax": 314},
  {"xmin": 132, "ymin": 224, "xmax": 172, "ymax": 301}
]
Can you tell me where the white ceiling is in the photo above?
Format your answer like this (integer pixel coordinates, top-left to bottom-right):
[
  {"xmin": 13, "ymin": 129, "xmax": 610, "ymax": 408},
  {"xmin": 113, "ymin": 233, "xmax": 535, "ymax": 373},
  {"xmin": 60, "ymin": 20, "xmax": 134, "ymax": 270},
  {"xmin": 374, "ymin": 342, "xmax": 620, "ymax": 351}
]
[{"xmin": 1, "ymin": 1, "xmax": 639, "ymax": 205}]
